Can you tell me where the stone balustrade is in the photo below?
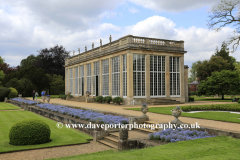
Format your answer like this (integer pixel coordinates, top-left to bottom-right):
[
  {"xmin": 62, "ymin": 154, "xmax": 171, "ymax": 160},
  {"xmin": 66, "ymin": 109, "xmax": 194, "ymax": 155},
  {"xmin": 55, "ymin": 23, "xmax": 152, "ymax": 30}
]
[{"xmin": 65, "ymin": 35, "xmax": 185, "ymax": 67}]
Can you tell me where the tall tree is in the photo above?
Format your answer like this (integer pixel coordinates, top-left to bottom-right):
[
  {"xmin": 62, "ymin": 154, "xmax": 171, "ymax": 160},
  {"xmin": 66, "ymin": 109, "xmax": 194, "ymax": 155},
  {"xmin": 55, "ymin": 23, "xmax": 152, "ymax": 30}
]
[
  {"xmin": 213, "ymin": 41, "xmax": 236, "ymax": 70},
  {"xmin": 190, "ymin": 61, "xmax": 202, "ymax": 81},
  {"xmin": 35, "ymin": 45, "xmax": 70, "ymax": 78},
  {"xmin": 20, "ymin": 54, "xmax": 39, "ymax": 69},
  {"xmin": 208, "ymin": 0, "xmax": 240, "ymax": 52},
  {"xmin": 196, "ymin": 56, "xmax": 233, "ymax": 82},
  {"xmin": 198, "ymin": 70, "xmax": 240, "ymax": 99}
]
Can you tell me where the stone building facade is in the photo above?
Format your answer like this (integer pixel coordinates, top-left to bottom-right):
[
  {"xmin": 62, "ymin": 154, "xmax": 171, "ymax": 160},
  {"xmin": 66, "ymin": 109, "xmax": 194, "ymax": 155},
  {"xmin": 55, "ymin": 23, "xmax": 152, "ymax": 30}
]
[{"xmin": 65, "ymin": 35, "xmax": 189, "ymax": 105}]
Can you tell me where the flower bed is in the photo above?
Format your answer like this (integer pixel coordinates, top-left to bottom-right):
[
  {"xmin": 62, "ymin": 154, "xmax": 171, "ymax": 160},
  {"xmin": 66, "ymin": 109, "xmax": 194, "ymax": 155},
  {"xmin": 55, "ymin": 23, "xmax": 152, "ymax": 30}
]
[
  {"xmin": 182, "ymin": 104, "xmax": 240, "ymax": 112},
  {"xmin": 35, "ymin": 103, "xmax": 129, "ymax": 125},
  {"xmin": 11, "ymin": 98, "xmax": 39, "ymax": 105},
  {"xmin": 149, "ymin": 128, "xmax": 215, "ymax": 142}
]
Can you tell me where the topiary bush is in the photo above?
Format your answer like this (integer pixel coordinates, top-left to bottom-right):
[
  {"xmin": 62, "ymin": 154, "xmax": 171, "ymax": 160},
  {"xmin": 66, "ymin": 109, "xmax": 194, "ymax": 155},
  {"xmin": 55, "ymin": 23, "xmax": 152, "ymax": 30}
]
[
  {"xmin": 102, "ymin": 97, "xmax": 107, "ymax": 103},
  {"xmin": 9, "ymin": 119, "xmax": 51, "ymax": 145},
  {"xmin": 105, "ymin": 96, "xmax": 112, "ymax": 104},
  {"xmin": 0, "ymin": 87, "xmax": 11, "ymax": 101},
  {"xmin": 95, "ymin": 96, "xmax": 103, "ymax": 103},
  {"xmin": 7, "ymin": 87, "xmax": 18, "ymax": 99},
  {"xmin": 113, "ymin": 97, "xmax": 124, "ymax": 105}
]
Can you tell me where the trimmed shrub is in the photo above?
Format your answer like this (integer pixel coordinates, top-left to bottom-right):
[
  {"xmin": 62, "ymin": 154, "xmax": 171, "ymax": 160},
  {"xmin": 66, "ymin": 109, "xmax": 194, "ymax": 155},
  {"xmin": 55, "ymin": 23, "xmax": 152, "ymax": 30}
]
[
  {"xmin": 113, "ymin": 97, "xmax": 124, "ymax": 105},
  {"xmin": 59, "ymin": 94, "xmax": 67, "ymax": 100},
  {"xmin": 95, "ymin": 96, "xmax": 103, "ymax": 103},
  {"xmin": 238, "ymin": 99, "xmax": 240, "ymax": 104},
  {"xmin": 190, "ymin": 91, "xmax": 197, "ymax": 95},
  {"xmin": 7, "ymin": 87, "xmax": 18, "ymax": 99},
  {"xmin": 9, "ymin": 119, "xmax": 51, "ymax": 145},
  {"xmin": 102, "ymin": 97, "xmax": 107, "ymax": 103},
  {"xmin": 0, "ymin": 87, "xmax": 11, "ymax": 101},
  {"xmin": 105, "ymin": 96, "xmax": 112, "ymax": 104}
]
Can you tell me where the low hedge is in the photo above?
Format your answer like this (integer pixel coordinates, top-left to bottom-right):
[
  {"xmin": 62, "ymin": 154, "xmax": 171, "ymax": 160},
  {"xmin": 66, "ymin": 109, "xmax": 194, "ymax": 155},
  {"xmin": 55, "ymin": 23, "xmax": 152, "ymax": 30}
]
[
  {"xmin": 182, "ymin": 104, "xmax": 240, "ymax": 112},
  {"xmin": 9, "ymin": 119, "xmax": 51, "ymax": 145},
  {"xmin": 8, "ymin": 87, "xmax": 18, "ymax": 99},
  {"xmin": 0, "ymin": 87, "xmax": 11, "ymax": 101}
]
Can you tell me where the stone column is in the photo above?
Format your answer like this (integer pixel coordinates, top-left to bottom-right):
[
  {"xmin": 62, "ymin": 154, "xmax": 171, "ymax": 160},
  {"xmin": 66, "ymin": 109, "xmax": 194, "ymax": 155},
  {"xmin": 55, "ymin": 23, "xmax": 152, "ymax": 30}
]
[
  {"xmin": 109, "ymin": 58, "xmax": 112, "ymax": 96},
  {"xmin": 78, "ymin": 65, "xmax": 80, "ymax": 96},
  {"xmin": 99, "ymin": 60, "xmax": 102, "ymax": 96},
  {"xmin": 120, "ymin": 55, "xmax": 123, "ymax": 97},
  {"xmin": 127, "ymin": 52, "xmax": 133, "ymax": 105},
  {"xmin": 84, "ymin": 64, "xmax": 87, "ymax": 96},
  {"xmin": 65, "ymin": 68, "xmax": 67, "ymax": 92},
  {"xmin": 73, "ymin": 67, "xmax": 75, "ymax": 96},
  {"xmin": 145, "ymin": 54, "xmax": 150, "ymax": 100},
  {"xmin": 184, "ymin": 65, "xmax": 189, "ymax": 102},
  {"xmin": 180, "ymin": 56, "xmax": 185, "ymax": 102},
  {"xmin": 165, "ymin": 56, "xmax": 170, "ymax": 98},
  {"xmin": 91, "ymin": 62, "xmax": 94, "ymax": 97}
]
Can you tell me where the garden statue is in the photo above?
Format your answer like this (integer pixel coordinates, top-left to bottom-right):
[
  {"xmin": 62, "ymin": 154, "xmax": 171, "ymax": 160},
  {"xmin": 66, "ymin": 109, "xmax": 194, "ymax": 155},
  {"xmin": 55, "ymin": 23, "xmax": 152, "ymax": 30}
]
[
  {"xmin": 109, "ymin": 34, "xmax": 112, "ymax": 43},
  {"xmin": 100, "ymin": 39, "xmax": 102, "ymax": 46},
  {"xmin": 85, "ymin": 45, "xmax": 87, "ymax": 52},
  {"xmin": 171, "ymin": 106, "xmax": 183, "ymax": 124},
  {"xmin": 92, "ymin": 42, "xmax": 94, "ymax": 49}
]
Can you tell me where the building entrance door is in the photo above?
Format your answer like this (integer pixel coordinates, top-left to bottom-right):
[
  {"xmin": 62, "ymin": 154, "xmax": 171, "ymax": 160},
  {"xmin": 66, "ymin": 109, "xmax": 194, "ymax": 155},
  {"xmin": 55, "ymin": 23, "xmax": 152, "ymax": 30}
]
[
  {"xmin": 96, "ymin": 76, "xmax": 98, "ymax": 96},
  {"xmin": 82, "ymin": 77, "xmax": 84, "ymax": 96}
]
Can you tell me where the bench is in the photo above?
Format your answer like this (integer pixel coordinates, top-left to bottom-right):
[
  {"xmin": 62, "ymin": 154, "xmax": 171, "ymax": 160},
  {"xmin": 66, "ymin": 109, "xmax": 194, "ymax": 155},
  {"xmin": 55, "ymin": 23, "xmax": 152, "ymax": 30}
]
[{"xmin": 232, "ymin": 98, "xmax": 239, "ymax": 102}]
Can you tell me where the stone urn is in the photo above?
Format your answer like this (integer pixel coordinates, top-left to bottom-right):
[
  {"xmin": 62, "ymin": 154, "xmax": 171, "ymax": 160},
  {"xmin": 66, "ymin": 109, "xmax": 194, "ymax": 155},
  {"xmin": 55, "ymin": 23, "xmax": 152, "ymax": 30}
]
[
  {"xmin": 141, "ymin": 103, "xmax": 149, "ymax": 115},
  {"xmin": 66, "ymin": 92, "xmax": 71, "ymax": 100},
  {"xmin": 171, "ymin": 106, "xmax": 182, "ymax": 124},
  {"xmin": 42, "ymin": 96, "xmax": 46, "ymax": 102},
  {"xmin": 140, "ymin": 103, "xmax": 149, "ymax": 121},
  {"xmin": 85, "ymin": 91, "xmax": 91, "ymax": 97},
  {"xmin": 4, "ymin": 97, "xmax": 8, "ymax": 103},
  {"xmin": 119, "ymin": 128, "xmax": 128, "ymax": 140},
  {"xmin": 95, "ymin": 120, "xmax": 102, "ymax": 131},
  {"xmin": 46, "ymin": 96, "xmax": 50, "ymax": 103}
]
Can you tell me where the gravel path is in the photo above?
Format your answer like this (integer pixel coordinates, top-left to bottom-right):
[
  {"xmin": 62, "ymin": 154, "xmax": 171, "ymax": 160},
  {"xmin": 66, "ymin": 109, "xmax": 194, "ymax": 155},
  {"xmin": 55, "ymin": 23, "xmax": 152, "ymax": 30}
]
[{"xmin": 0, "ymin": 141, "xmax": 110, "ymax": 160}]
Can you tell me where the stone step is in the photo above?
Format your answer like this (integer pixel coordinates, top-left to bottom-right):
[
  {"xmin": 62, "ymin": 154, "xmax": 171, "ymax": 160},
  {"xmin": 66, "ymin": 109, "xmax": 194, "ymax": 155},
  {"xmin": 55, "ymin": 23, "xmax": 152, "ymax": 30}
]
[
  {"xmin": 108, "ymin": 133, "xmax": 119, "ymax": 139},
  {"xmin": 134, "ymin": 128, "xmax": 157, "ymax": 134},
  {"xmin": 144, "ymin": 121, "xmax": 159, "ymax": 125},
  {"xmin": 104, "ymin": 136, "xmax": 118, "ymax": 145},
  {"xmin": 98, "ymin": 140, "xmax": 118, "ymax": 149}
]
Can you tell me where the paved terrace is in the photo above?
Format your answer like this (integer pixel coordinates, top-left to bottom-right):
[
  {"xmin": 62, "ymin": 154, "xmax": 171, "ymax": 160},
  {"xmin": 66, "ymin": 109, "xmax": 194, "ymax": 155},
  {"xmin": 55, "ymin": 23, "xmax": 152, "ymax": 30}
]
[{"xmin": 39, "ymin": 99, "xmax": 240, "ymax": 133}]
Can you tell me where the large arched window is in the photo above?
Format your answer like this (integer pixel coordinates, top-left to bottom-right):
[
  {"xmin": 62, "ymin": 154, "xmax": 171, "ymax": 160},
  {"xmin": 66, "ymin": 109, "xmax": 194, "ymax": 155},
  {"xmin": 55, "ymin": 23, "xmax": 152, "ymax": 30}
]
[
  {"xmin": 170, "ymin": 57, "xmax": 180, "ymax": 96},
  {"xmin": 133, "ymin": 54, "xmax": 145, "ymax": 97}
]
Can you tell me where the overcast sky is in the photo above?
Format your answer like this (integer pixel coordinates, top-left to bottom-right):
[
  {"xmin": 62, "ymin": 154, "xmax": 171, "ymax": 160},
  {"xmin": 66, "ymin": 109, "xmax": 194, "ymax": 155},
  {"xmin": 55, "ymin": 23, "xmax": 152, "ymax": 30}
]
[{"xmin": 1, "ymin": 0, "xmax": 240, "ymax": 68}]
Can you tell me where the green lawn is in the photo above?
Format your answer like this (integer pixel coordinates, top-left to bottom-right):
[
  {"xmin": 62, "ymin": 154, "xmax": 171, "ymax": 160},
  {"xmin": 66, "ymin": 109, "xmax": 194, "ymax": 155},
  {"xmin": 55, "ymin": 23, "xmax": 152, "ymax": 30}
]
[
  {"xmin": 48, "ymin": 136, "xmax": 240, "ymax": 160},
  {"xmin": 125, "ymin": 105, "xmax": 240, "ymax": 123},
  {"xmin": 0, "ymin": 110, "xmax": 92, "ymax": 153},
  {"xmin": 0, "ymin": 102, "xmax": 20, "ymax": 110}
]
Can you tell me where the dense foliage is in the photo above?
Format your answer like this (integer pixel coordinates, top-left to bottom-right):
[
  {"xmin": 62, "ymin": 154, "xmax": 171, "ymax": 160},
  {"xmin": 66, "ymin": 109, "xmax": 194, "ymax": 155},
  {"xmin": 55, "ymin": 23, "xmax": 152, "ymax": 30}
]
[
  {"xmin": 181, "ymin": 104, "xmax": 240, "ymax": 112},
  {"xmin": 35, "ymin": 103, "xmax": 129, "ymax": 124},
  {"xmin": 149, "ymin": 128, "xmax": 215, "ymax": 142},
  {"xmin": 9, "ymin": 119, "xmax": 51, "ymax": 145},
  {"xmin": 95, "ymin": 96, "xmax": 103, "ymax": 103}
]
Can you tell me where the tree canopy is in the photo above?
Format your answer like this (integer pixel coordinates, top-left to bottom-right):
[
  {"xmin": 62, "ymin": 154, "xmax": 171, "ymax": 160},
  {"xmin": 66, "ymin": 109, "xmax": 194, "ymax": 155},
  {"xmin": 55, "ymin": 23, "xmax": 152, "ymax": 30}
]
[
  {"xmin": 35, "ymin": 45, "xmax": 70, "ymax": 78},
  {"xmin": 208, "ymin": 0, "xmax": 240, "ymax": 52},
  {"xmin": 198, "ymin": 70, "xmax": 240, "ymax": 99}
]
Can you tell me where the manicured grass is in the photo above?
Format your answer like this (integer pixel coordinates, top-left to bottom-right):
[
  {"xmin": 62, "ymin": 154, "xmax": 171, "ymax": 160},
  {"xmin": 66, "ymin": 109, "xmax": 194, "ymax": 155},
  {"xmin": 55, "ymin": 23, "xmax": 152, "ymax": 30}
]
[
  {"xmin": 0, "ymin": 102, "xmax": 20, "ymax": 110},
  {"xmin": 0, "ymin": 110, "xmax": 92, "ymax": 153},
  {"xmin": 48, "ymin": 136, "xmax": 240, "ymax": 160},
  {"xmin": 125, "ymin": 104, "xmax": 240, "ymax": 123}
]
